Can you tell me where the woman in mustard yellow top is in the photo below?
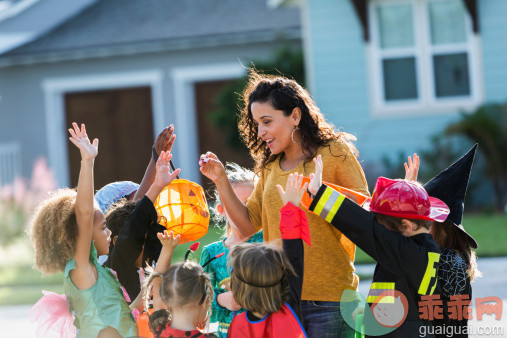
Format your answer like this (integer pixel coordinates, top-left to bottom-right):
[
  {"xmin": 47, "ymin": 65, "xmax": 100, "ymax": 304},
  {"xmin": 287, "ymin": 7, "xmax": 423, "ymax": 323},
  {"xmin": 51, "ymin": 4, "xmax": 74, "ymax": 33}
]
[{"xmin": 199, "ymin": 71, "xmax": 369, "ymax": 338}]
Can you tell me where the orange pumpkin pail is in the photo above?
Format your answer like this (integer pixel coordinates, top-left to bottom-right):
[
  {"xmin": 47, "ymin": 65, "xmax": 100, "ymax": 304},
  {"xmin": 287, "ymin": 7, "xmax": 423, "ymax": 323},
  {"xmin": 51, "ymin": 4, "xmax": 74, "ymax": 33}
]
[{"xmin": 154, "ymin": 179, "xmax": 210, "ymax": 244}]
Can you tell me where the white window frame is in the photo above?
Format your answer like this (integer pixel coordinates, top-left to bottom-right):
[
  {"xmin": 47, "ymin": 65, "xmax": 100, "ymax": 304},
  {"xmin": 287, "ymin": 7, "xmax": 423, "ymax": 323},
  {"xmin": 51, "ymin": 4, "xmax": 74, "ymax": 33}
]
[
  {"xmin": 170, "ymin": 63, "xmax": 245, "ymax": 184},
  {"xmin": 42, "ymin": 70, "xmax": 165, "ymax": 187},
  {"xmin": 367, "ymin": 0, "xmax": 484, "ymax": 117}
]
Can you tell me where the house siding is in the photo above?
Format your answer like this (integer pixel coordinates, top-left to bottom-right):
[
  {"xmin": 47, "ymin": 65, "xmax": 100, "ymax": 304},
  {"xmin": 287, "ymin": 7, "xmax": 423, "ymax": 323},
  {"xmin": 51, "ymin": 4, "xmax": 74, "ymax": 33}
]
[
  {"xmin": 0, "ymin": 41, "xmax": 295, "ymax": 183},
  {"xmin": 305, "ymin": 0, "xmax": 505, "ymax": 176}
]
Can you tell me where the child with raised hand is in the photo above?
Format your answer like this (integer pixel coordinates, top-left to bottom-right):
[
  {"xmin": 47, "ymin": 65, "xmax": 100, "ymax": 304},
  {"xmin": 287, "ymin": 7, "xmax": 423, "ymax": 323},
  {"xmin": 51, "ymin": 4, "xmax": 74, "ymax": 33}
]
[
  {"xmin": 405, "ymin": 147, "xmax": 480, "ymax": 338},
  {"xmin": 29, "ymin": 123, "xmax": 137, "ymax": 337},
  {"xmin": 307, "ymin": 155, "xmax": 449, "ymax": 337},
  {"xmin": 105, "ymin": 149, "xmax": 181, "ymax": 302},
  {"xmin": 145, "ymin": 230, "xmax": 217, "ymax": 338},
  {"xmin": 199, "ymin": 163, "xmax": 263, "ymax": 337},
  {"xmin": 227, "ymin": 173, "xmax": 310, "ymax": 337}
]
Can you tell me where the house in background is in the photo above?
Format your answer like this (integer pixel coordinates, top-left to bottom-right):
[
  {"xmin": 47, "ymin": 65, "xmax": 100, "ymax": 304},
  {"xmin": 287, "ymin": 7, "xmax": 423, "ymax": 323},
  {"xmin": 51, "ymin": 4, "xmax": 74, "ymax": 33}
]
[
  {"xmin": 0, "ymin": 0, "xmax": 301, "ymax": 188},
  {"xmin": 0, "ymin": 0, "xmax": 96, "ymax": 186},
  {"xmin": 297, "ymin": 0, "xmax": 506, "ymax": 177}
]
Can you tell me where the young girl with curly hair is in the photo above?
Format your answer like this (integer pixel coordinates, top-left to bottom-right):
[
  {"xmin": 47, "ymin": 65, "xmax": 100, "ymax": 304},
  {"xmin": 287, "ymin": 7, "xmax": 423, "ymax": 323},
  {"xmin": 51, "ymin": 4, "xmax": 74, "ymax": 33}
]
[
  {"xmin": 29, "ymin": 123, "xmax": 179, "ymax": 337},
  {"xmin": 200, "ymin": 71, "xmax": 369, "ymax": 337}
]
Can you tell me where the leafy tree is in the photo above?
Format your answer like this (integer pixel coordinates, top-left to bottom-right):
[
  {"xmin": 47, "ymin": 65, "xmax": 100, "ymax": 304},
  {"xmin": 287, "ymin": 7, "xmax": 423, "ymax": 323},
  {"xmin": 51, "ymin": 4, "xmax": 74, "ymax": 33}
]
[
  {"xmin": 446, "ymin": 103, "xmax": 507, "ymax": 211},
  {"xmin": 209, "ymin": 42, "xmax": 305, "ymax": 150}
]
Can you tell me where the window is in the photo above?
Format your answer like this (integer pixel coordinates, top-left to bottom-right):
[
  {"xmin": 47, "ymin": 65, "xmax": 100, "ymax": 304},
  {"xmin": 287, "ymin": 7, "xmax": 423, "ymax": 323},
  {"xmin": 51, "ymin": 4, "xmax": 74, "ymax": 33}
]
[{"xmin": 368, "ymin": 0, "xmax": 482, "ymax": 115}]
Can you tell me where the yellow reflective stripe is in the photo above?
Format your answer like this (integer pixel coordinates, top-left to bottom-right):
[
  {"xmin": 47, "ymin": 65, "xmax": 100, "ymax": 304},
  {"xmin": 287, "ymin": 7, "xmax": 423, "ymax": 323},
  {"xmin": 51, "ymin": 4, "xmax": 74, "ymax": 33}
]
[
  {"xmin": 325, "ymin": 193, "xmax": 345, "ymax": 223},
  {"xmin": 370, "ymin": 282, "xmax": 395, "ymax": 289},
  {"xmin": 314, "ymin": 187, "xmax": 333, "ymax": 216},
  {"xmin": 418, "ymin": 252, "xmax": 440, "ymax": 295},
  {"xmin": 376, "ymin": 296, "xmax": 395, "ymax": 304},
  {"xmin": 367, "ymin": 295, "xmax": 395, "ymax": 304}
]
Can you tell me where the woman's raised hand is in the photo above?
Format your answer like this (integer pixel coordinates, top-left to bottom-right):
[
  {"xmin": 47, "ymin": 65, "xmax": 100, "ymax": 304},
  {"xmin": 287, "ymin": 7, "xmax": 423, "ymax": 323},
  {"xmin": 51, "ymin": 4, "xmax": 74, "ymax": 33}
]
[
  {"xmin": 308, "ymin": 155, "xmax": 323, "ymax": 196},
  {"xmin": 154, "ymin": 151, "xmax": 181, "ymax": 188},
  {"xmin": 276, "ymin": 172, "xmax": 308, "ymax": 207},
  {"xmin": 404, "ymin": 153, "xmax": 420, "ymax": 181},
  {"xmin": 199, "ymin": 151, "xmax": 226, "ymax": 183},
  {"xmin": 68, "ymin": 123, "xmax": 98, "ymax": 161}
]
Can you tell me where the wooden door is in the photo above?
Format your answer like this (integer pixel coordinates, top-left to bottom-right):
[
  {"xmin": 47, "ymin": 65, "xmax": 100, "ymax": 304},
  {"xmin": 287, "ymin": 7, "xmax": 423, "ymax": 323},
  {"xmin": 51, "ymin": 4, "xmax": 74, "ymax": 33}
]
[
  {"xmin": 194, "ymin": 80, "xmax": 255, "ymax": 193},
  {"xmin": 65, "ymin": 87, "xmax": 154, "ymax": 189}
]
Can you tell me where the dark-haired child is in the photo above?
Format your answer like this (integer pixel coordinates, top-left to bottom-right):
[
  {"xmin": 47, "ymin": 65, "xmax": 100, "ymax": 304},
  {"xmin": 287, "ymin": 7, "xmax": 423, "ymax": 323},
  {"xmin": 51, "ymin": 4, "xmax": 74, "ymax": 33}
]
[
  {"xmin": 104, "ymin": 150, "xmax": 181, "ymax": 302},
  {"xmin": 405, "ymin": 146, "xmax": 480, "ymax": 338},
  {"xmin": 307, "ymin": 155, "xmax": 450, "ymax": 337}
]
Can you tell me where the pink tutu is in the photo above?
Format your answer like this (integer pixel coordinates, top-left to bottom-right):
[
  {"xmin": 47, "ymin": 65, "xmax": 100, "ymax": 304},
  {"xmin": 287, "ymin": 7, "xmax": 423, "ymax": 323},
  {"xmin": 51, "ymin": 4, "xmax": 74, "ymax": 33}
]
[{"xmin": 29, "ymin": 291, "xmax": 76, "ymax": 338}]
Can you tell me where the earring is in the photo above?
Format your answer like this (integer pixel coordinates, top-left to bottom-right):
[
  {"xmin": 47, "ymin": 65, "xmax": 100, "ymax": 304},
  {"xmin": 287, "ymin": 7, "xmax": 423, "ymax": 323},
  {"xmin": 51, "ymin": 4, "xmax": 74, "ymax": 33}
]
[{"xmin": 291, "ymin": 127, "xmax": 303, "ymax": 144}]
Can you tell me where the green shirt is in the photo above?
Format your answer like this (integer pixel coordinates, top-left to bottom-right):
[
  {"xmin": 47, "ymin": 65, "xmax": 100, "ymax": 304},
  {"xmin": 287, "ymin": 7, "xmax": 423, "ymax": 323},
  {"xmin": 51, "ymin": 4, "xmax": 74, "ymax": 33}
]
[
  {"xmin": 63, "ymin": 243, "xmax": 137, "ymax": 337},
  {"xmin": 199, "ymin": 231, "xmax": 263, "ymax": 337}
]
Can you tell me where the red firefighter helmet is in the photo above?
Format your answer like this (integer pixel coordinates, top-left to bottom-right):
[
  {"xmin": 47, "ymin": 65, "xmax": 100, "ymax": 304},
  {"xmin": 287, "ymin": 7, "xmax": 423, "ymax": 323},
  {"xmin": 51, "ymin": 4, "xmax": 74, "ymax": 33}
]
[{"xmin": 364, "ymin": 177, "xmax": 449, "ymax": 222}]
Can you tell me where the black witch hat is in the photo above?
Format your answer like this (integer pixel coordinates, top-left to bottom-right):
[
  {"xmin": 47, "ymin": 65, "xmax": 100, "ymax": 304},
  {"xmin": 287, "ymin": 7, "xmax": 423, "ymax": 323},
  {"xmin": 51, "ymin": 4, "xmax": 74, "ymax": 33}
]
[{"xmin": 423, "ymin": 144, "xmax": 478, "ymax": 249}]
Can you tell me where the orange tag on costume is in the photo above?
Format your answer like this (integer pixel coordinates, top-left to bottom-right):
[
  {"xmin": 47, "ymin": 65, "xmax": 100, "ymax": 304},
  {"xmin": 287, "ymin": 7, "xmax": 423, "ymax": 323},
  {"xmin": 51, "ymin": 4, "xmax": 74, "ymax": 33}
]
[
  {"xmin": 137, "ymin": 308, "xmax": 154, "ymax": 338},
  {"xmin": 300, "ymin": 177, "xmax": 370, "ymax": 209},
  {"xmin": 154, "ymin": 179, "xmax": 210, "ymax": 244}
]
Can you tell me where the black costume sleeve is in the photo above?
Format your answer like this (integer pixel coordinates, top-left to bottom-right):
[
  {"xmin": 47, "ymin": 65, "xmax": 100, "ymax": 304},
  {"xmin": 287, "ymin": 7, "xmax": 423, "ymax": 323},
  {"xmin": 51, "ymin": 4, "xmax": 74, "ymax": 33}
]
[
  {"xmin": 309, "ymin": 184, "xmax": 439, "ymax": 295},
  {"xmin": 283, "ymin": 239, "xmax": 303, "ymax": 316},
  {"xmin": 105, "ymin": 195, "xmax": 160, "ymax": 300}
]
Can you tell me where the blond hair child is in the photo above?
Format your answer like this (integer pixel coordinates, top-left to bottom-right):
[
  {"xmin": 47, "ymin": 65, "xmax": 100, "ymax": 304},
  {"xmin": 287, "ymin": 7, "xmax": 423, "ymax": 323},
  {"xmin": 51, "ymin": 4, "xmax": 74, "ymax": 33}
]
[
  {"xmin": 144, "ymin": 231, "xmax": 218, "ymax": 337},
  {"xmin": 199, "ymin": 163, "xmax": 263, "ymax": 337}
]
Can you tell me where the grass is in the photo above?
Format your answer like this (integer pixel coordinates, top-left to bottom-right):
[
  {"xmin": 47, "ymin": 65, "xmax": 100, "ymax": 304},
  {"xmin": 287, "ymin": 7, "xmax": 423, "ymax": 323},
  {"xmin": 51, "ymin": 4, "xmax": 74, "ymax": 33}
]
[{"xmin": 1, "ymin": 213, "xmax": 505, "ymax": 306}]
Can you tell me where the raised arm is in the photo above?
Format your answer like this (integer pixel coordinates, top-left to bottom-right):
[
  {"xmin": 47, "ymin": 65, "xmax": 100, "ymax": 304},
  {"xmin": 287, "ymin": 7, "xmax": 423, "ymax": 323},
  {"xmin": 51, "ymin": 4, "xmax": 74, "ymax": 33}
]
[
  {"xmin": 145, "ymin": 150, "xmax": 181, "ymax": 203},
  {"xmin": 199, "ymin": 151, "xmax": 257, "ymax": 237},
  {"xmin": 134, "ymin": 125, "xmax": 176, "ymax": 201},
  {"xmin": 152, "ymin": 231, "xmax": 180, "ymax": 311},
  {"xmin": 276, "ymin": 173, "xmax": 308, "ymax": 320},
  {"xmin": 68, "ymin": 123, "xmax": 99, "ymax": 289},
  {"xmin": 107, "ymin": 151, "xmax": 180, "ymax": 276},
  {"xmin": 404, "ymin": 153, "xmax": 420, "ymax": 181}
]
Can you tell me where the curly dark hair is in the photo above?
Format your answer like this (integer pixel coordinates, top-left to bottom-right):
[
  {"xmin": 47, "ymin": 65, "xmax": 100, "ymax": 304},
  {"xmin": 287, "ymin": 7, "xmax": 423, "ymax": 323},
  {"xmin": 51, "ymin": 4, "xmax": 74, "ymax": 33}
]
[
  {"xmin": 105, "ymin": 198, "xmax": 137, "ymax": 253},
  {"xmin": 238, "ymin": 70, "xmax": 357, "ymax": 173}
]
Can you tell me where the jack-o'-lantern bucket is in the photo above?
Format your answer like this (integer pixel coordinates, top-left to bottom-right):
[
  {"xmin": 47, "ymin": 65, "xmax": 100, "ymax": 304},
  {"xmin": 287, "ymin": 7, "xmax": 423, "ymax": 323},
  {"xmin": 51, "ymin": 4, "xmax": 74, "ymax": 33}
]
[{"xmin": 154, "ymin": 179, "xmax": 210, "ymax": 244}]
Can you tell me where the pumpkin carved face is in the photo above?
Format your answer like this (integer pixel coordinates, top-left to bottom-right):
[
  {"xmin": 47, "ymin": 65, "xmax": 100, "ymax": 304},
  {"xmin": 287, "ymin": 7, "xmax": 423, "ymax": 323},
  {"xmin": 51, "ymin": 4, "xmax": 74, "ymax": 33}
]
[{"xmin": 154, "ymin": 179, "xmax": 210, "ymax": 243}]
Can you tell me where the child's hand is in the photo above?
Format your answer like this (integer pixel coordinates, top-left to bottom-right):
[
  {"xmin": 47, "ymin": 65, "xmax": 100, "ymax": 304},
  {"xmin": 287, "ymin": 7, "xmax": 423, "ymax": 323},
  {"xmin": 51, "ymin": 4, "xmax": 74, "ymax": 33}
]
[
  {"xmin": 130, "ymin": 268, "xmax": 146, "ymax": 312},
  {"xmin": 199, "ymin": 152, "xmax": 226, "ymax": 183},
  {"xmin": 157, "ymin": 230, "xmax": 180, "ymax": 249},
  {"xmin": 154, "ymin": 151, "xmax": 181, "ymax": 188},
  {"xmin": 154, "ymin": 125, "xmax": 175, "ymax": 157},
  {"xmin": 276, "ymin": 172, "xmax": 308, "ymax": 207},
  {"xmin": 308, "ymin": 155, "xmax": 323, "ymax": 196},
  {"xmin": 404, "ymin": 153, "xmax": 419, "ymax": 181},
  {"xmin": 217, "ymin": 291, "xmax": 241, "ymax": 312},
  {"xmin": 68, "ymin": 123, "xmax": 98, "ymax": 161}
]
